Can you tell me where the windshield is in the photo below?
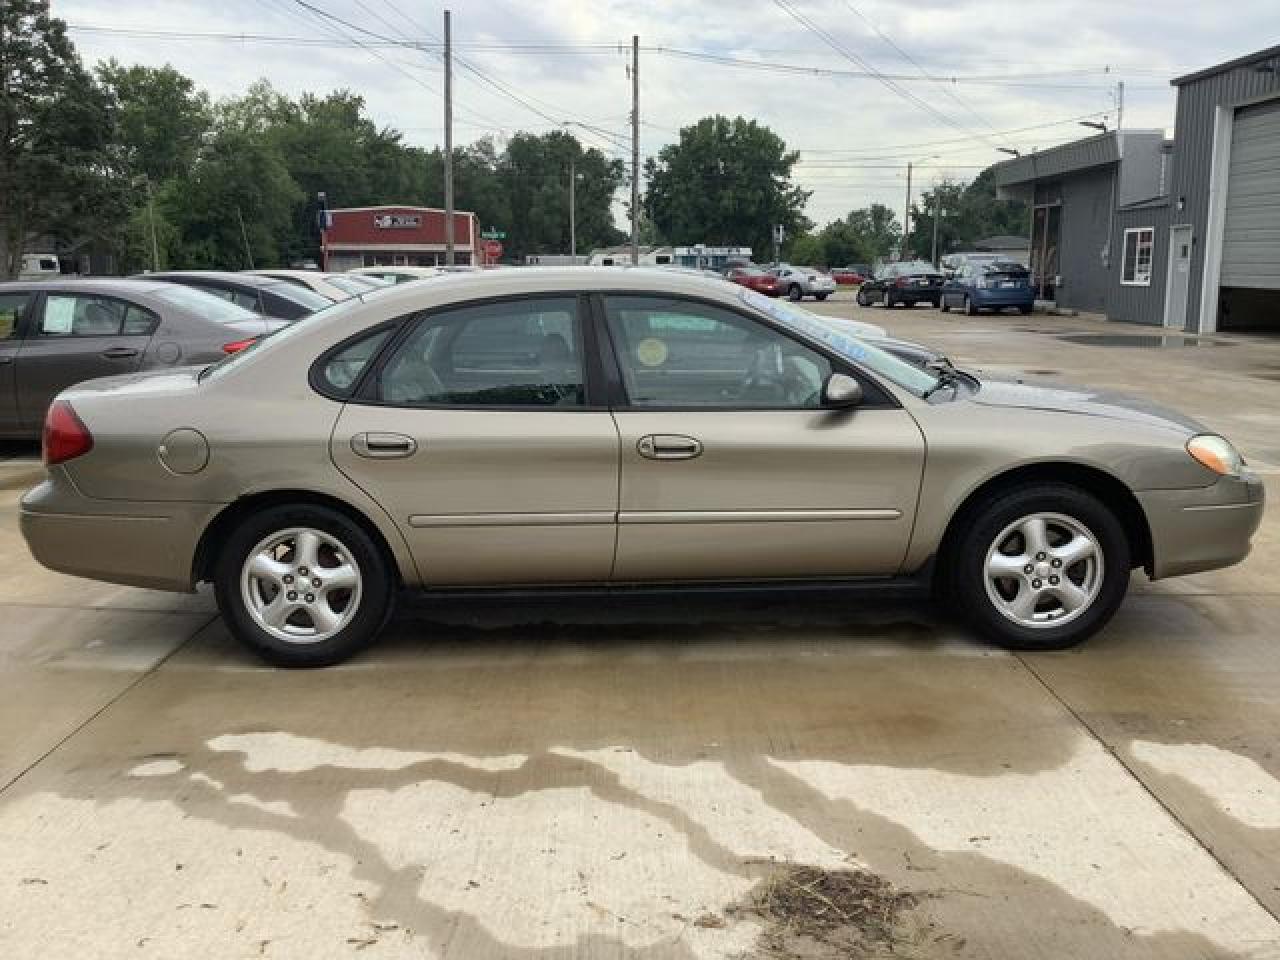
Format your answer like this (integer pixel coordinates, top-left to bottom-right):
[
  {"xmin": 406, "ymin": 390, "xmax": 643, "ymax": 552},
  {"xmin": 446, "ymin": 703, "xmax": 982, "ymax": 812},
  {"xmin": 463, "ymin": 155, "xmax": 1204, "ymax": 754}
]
[
  {"xmin": 148, "ymin": 284, "xmax": 263, "ymax": 324},
  {"xmin": 266, "ymin": 282, "xmax": 333, "ymax": 311},
  {"xmin": 736, "ymin": 288, "xmax": 940, "ymax": 395}
]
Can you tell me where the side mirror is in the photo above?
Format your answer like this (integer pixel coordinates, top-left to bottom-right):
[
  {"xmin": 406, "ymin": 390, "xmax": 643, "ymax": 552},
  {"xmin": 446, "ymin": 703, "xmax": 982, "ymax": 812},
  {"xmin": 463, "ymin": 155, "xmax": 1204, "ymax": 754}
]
[{"xmin": 823, "ymin": 373, "xmax": 863, "ymax": 408}]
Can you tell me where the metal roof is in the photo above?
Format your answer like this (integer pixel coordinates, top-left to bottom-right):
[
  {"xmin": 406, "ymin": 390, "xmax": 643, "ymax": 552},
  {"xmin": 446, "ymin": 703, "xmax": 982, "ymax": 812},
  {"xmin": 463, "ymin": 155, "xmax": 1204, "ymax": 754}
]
[
  {"xmin": 1172, "ymin": 44, "xmax": 1280, "ymax": 86},
  {"xmin": 992, "ymin": 132, "xmax": 1119, "ymax": 187}
]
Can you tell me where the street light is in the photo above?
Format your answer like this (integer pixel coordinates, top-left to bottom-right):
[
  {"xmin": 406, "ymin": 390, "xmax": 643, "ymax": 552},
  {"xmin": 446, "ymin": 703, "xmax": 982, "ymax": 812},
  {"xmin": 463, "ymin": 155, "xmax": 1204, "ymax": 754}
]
[
  {"xmin": 1079, "ymin": 120, "xmax": 1108, "ymax": 133},
  {"xmin": 997, "ymin": 147, "xmax": 1021, "ymax": 158},
  {"xmin": 568, "ymin": 159, "xmax": 585, "ymax": 261}
]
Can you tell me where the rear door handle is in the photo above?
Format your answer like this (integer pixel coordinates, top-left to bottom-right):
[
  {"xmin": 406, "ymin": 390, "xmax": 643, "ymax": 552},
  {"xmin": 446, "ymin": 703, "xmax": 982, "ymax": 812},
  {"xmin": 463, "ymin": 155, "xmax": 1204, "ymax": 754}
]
[
  {"xmin": 637, "ymin": 434, "xmax": 703, "ymax": 460},
  {"xmin": 101, "ymin": 346, "xmax": 140, "ymax": 359},
  {"xmin": 351, "ymin": 432, "xmax": 418, "ymax": 459}
]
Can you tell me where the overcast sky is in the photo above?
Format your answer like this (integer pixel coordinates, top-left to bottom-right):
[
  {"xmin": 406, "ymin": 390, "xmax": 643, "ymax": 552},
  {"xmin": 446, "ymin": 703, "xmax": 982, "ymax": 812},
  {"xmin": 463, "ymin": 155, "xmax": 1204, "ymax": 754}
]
[{"xmin": 58, "ymin": 0, "xmax": 1278, "ymax": 235}]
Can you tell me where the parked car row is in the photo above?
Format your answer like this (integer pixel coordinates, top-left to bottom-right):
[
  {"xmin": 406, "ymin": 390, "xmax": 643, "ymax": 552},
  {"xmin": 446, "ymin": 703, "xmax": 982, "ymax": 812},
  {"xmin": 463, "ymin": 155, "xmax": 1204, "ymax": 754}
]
[
  {"xmin": 724, "ymin": 264, "xmax": 837, "ymax": 302},
  {"xmin": 854, "ymin": 255, "xmax": 1035, "ymax": 314}
]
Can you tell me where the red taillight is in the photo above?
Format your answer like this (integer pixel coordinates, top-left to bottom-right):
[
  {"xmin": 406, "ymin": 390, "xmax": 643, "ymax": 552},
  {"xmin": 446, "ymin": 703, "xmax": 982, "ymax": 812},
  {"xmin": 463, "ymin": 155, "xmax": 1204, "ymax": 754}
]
[
  {"xmin": 43, "ymin": 400, "xmax": 94, "ymax": 466},
  {"xmin": 222, "ymin": 337, "xmax": 257, "ymax": 354}
]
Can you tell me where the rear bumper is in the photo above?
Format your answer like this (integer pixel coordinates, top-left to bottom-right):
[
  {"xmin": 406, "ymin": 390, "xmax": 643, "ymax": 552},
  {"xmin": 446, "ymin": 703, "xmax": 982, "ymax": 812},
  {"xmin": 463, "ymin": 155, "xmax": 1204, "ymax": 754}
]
[
  {"xmin": 1138, "ymin": 473, "xmax": 1265, "ymax": 579},
  {"xmin": 972, "ymin": 287, "xmax": 1035, "ymax": 308},
  {"xmin": 20, "ymin": 476, "xmax": 221, "ymax": 592}
]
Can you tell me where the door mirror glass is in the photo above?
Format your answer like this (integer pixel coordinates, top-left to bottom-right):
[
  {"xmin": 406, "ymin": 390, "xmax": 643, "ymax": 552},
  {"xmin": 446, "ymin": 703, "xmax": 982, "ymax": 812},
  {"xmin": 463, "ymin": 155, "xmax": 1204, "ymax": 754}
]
[{"xmin": 823, "ymin": 373, "xmax": 863, "ymax": 408}]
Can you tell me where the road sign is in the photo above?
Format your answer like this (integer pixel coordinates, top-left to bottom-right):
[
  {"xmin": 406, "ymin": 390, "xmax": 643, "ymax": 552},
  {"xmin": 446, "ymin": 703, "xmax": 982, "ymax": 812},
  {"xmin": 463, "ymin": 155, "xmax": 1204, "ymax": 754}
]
[
  {"xmin": 483, "ymin": 239, "xmax": 504, "ymax": 262},
  {"xmin": 481, "ymin": 228, "xmax": 506, "ymax": 240}
]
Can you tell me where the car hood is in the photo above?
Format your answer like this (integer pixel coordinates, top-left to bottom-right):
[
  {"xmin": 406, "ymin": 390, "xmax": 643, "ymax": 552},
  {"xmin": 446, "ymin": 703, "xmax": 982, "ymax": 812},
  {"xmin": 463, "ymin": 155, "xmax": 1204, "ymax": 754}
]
[{"xmin": 969, "ymin": 376, "xmax": 1208, "ymax": 435}]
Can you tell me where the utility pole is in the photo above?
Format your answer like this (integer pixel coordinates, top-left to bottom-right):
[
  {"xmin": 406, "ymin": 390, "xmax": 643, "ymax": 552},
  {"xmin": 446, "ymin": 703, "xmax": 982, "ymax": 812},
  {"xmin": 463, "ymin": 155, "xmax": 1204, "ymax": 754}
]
[
  {"xmin": 568, "ymin": 156, "xmax": 577, "ymax": 260},
  {"xmin": 143, "ymin": 178, "xmax": 160, "ymax": 271},
  {"xmin": 630, "ymin": 34, "xmax": 640, "ymax": 265},
  {"xmin": 931, "ymin": 194, "xmax": 942, "ymax": 267},
  {"xmin": 901, "ymin": 161, "xmax": 913, "ymax": 259},
  {"xmin": 1116, "ymin": 80, "xmax": 1125, "ymax": 132},
  {"xmin": 443, "ymin": 9, "xmax": 455, "ymax": 266}
]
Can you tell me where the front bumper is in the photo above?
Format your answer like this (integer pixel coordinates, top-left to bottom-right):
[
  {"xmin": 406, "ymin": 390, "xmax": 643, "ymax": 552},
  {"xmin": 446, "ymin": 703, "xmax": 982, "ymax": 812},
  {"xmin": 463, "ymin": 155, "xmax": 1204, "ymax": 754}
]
[
  {"xmin": 1137, "ymin": 472, "xmax": 1265, "ymax": 579},
  {"xmin": 20, "ymin": 475, "xmax": 222, "ymax": 592}
]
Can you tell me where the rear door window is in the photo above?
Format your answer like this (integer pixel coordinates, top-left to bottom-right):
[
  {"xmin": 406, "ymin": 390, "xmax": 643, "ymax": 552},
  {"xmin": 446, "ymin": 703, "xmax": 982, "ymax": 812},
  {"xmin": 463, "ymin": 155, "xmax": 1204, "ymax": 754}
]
[{"xmin": 38, "ymin": 295, "xmax": 154, "ymax": 337}]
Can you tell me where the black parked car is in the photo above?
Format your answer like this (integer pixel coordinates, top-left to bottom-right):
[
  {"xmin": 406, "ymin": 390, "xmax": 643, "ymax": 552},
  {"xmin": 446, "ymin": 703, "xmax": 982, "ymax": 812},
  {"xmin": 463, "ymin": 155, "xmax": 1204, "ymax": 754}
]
[
  {"xmin": 139, "ymin": 271, "xmax": 333, "ymax": 321},
  {"xmin": 856, "ymin": 261, "xmax": 945, "ymax": 308},
  {"xmin": 0, "ymin": 278, "xmax": 286, "ymax": 437}
]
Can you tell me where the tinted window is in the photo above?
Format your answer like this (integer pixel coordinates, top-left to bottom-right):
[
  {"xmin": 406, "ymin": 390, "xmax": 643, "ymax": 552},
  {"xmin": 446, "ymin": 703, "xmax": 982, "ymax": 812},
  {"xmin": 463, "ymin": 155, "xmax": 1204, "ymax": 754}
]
[
  {"xmin": 39, "ymin": 295, "xmax": 156, "ymax": 337},
  {"xmin": 265, "ymin": 283, "xmax": 332, "ymax": 312},
  {"xmin": 604, "ymin": 296, "xmax": 831, "ymax": 408},
  {"xmin": 377, "ymin": 297, "xmax": 584, "ymax": 407},
  {"xmin": 0, "ymin": 292, "xmax": 30, "ymax": 340},
  {"xmin": 320, "ymin": 328, "xmax": 392, "ymax": 395}
]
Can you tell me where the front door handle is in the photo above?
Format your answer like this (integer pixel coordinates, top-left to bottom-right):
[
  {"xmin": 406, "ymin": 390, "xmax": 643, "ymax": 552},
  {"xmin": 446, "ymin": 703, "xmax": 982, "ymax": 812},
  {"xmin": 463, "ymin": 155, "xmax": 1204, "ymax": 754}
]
[
  {"xmin": 101, "ymin": 346, "xmax": 140, "ymax": 359},
  {"xmin": 351, "ymin": 432, "xmax": 418, "ymax": 459},
  {"xmin": 637, "ymin": 434, "xmax": 703, "ymax": 460}
]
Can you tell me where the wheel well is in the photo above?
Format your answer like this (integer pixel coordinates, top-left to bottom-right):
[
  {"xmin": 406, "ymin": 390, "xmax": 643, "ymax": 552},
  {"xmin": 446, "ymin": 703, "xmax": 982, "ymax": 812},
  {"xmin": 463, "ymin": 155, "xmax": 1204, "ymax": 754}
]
[
  {"xmin": 936, "ymin": 463, "xmax": 1154, "ymax": 575},
  {"xmin": 192, "ymin": 489, "xmax": 403, "ymax": 588}
]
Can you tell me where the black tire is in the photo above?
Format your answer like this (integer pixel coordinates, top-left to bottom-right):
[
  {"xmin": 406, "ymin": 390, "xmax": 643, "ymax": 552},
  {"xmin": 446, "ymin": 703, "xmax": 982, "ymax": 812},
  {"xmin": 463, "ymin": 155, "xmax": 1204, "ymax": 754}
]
[
  {"xmin": 855, "ymin": 288, "xmax": 871, "ymax": 307},
  {"xmin": 214, "ymin": 503, "xmax": 394, "ymax": 667},
  {"xmin": 885, "ymin": 292, "xmax": 897, "ymax": 308},
  {"xmin": 940, "ymin": 297, "xmax": 951, "ymax": 313},
  {"xmin": 815, "ymin": 292, "xmax": 829, "ymax": 301},
  {"xmin": 964, "ymin": 295, "xmax": 978, "ymax": 316},
  {"xmin": 930, "ymin": 298, "xmax": 941, "ymax": 309},
  {"xmin": 1019, "ymin": 305, "xmax": 1033, "ymax": 315},
  {"xmin": 788, "ymin": 284, "xmax": 803, "ymax": 301},
  {"xmin": 942, "ymin": 484, "xmax": 1130, "ymax": 651}
]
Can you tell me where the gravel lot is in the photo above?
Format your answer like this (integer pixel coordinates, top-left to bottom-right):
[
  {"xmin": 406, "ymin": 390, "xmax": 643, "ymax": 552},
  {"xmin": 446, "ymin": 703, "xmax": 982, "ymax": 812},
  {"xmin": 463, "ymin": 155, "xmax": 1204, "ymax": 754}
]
[{"xmin": 1, "ymin": 292, "xmax": 1278, "ymax": 958}]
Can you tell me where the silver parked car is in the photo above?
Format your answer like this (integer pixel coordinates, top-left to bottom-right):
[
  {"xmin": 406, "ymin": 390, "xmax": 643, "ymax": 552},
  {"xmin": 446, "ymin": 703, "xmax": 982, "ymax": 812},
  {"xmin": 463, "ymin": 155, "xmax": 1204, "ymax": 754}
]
[
  {"xmin": 21, "ymin": 269, "xmax": 1264, "ymax": 666},
  {"xmin": 0, "ymin": 278, "xmax": 285, "ymax": 438},
  {"xmin": 772, "ymin": 264, "xmax": 838, "ymax": 301}
]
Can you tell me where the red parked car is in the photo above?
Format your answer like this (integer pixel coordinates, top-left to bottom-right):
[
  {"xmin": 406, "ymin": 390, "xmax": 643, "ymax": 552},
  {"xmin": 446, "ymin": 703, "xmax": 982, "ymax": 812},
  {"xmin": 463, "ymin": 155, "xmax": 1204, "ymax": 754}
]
[
  {"xmin": 726, "ymin": 266, "xmax": 782, "ymax": 296},
  {"xmin": 830, "ymin": 264, "xmax": 872, "ymax": 285}
]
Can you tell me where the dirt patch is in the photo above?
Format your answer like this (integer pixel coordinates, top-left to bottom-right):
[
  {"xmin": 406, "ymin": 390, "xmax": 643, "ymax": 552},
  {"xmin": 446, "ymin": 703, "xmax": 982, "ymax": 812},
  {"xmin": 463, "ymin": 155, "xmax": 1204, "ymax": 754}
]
[{"xmin": 724, "ymin": 864, "xmax": 947, "ymax": 958}]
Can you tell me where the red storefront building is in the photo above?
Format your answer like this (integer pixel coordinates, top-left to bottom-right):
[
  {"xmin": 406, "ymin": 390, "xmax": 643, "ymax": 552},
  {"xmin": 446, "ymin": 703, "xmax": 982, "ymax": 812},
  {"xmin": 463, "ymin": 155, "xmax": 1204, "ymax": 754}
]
[{"xmin": 320, "ymin": 205, "xmax": 481, "ymax": 270}]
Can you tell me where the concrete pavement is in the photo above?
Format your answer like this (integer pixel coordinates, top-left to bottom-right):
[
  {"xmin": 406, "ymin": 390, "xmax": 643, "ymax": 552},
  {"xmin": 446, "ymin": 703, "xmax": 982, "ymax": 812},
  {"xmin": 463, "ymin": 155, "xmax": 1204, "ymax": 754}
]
[{"xmin": 1, "ymin": 297, "xmax": 1278, "ymax": 958}]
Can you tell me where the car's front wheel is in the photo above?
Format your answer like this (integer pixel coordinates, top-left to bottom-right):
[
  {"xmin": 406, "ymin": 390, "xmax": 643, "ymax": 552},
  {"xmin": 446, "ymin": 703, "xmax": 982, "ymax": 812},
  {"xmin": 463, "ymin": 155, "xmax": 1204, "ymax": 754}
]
[
  {"xmin": 788, "ymin": 284, "xmax": 803, "ymax": 301},
  {"xmin": 945, "ymin": 484, "xmax": 1130, "ymax": 651},
  {"xmin": 815, "ymin": 292, "xmax": 829, "ymax": 301},
  {"xmin": 215, "ymin": 504, "xmax": 394, "ymax": 667}
]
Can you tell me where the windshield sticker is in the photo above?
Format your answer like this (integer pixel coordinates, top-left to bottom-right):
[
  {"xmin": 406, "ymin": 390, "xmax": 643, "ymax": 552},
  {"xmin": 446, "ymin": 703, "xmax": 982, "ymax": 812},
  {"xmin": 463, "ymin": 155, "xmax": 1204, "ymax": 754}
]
[{"xmin": 635, "ymin": 337, "xmax": 668, "ymax": 367}]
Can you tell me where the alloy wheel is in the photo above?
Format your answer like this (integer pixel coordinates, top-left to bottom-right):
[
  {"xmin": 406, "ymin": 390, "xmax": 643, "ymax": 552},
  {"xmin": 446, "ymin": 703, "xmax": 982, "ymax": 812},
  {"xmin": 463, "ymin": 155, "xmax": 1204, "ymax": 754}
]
[
  {"xmin": 240, "ymin": 526, "xmax": 363, "ymax": 644},
  {"xmin": 983, "ymin": 512, "xmax": 1104, "ymax": 629}
]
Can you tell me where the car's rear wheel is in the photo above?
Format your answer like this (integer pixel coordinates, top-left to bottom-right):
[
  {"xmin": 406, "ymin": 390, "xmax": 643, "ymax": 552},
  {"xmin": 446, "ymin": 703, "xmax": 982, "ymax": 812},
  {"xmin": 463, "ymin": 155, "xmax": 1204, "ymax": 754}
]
[
  {"xmin": 815, "ymin": 292, "xmax": 829, "ymax": 301},
  {"xmin": 214, "ymin": 504, "xmax": 393, "ymax": 667},
  {"xmin": 944, "ymin": 484, "xmax": 1130, "ymax": 651},
  {"xmin": 788, "ymin": 284, "xmax": 803, "ymax": 301},
  {"xmin": 1019, "ymin": 305, "xmax": 1033, "ymax": 315},
  {"xmin": 964, "ymin": 295, "xmax": 978, "ymax": 316},
  {"xmin": 856, "ymin": 288, "xmax": 871, "ymax": 307}
]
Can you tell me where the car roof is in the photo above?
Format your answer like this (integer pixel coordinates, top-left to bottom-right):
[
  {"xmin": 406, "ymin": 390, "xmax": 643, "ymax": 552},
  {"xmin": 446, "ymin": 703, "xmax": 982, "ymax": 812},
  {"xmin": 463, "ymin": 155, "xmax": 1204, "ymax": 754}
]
[
  {"xmin": 143, "ymin": 271, "xmax": 290, "ymax": 288},
  {"xmin": 0, "ymin": 276, "xmax": 187, "ymax": 296}
]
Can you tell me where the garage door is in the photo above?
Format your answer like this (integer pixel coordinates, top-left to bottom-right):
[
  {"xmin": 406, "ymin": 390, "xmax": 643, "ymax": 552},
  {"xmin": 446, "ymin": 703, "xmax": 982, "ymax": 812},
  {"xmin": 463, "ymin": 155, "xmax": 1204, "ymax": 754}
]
[{"xmin": 1221, "ymin": 98, "xmax": 1280, "ymax": 290}]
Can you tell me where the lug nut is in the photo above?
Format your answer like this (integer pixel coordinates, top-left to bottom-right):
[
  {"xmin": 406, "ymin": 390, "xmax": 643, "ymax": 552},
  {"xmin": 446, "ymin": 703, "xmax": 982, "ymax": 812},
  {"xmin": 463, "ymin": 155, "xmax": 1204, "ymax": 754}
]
[
  {"xmin": 286, "ymin": 591, "xmax": 297, "ymax": 601},
  {"xmin": 283, "ymin": 574, "xmax": 294, "ymax": 584},
  {"xmin": 1023, "ymin": 564, "xmax": 1034, "ymax": 574},
  {"xmin": 1031, "ymin": 579, "xmax": 1042, "ymax": 589},
  {"xmin": 1036, "ymin": 552, "xmax": 1047, "ymax": 561},
  {"xmin": 1051, "ymin": 558, "xmax": 1062, "ymax": 568},
  {"xmin": 1049, "ymin": 575, "xmax": 1060, "ymax": 585},
  {"xmin": 312, "ymin": 578, "xmax": 322, "ymax": 588},
  {"xmin": 305, "ymin": 593, "xmax": 315, "ymax": 603},
  {"xmin": 298, "ymin": 566, "xmax": 309, "ymax": 576}
]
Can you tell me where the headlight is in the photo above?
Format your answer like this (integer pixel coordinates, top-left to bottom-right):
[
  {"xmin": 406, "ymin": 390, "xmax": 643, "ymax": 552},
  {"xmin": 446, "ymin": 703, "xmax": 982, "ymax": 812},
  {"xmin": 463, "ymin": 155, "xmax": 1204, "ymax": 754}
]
[{"xmin": 1187, "ymin": 434, "xmax": 1244, "ymax": 477}]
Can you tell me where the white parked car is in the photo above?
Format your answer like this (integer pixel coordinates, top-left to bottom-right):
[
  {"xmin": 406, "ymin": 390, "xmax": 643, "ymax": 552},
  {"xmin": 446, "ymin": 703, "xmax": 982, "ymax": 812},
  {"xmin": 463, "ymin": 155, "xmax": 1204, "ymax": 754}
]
[
  {"xmin": 772, "ymin": 264, "xmax": 837, "ymax": 302},
  {"xmin": 348, "ymin": 265, "xmax": 443, "ymax": 284},
  {"xmin": 247, "ymin": 270, "xmax": 382, "ymax": 301}
]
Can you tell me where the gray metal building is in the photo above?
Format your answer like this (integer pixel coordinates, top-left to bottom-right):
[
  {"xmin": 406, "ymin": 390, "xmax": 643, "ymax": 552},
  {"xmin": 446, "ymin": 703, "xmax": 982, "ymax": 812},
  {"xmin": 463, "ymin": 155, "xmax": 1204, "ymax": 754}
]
[{"xmin": 993, "ymin": 45, "xmax": 1280, "ymax": 332}]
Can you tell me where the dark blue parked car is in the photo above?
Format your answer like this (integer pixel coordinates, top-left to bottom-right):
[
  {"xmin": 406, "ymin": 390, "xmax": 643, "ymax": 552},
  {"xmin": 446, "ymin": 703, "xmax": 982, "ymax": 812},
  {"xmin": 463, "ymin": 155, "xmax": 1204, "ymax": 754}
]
[{"xmin": 940, "ymin": 256, "xmax": 1034, "ymax": 315}]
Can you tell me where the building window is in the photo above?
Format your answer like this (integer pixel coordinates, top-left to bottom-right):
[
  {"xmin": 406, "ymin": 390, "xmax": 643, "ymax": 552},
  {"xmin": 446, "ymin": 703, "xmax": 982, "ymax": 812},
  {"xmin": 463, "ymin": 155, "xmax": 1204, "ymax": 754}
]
[{"xmin": 1121, "ymin": 228, "xmax": 1154, "ymax": 286}]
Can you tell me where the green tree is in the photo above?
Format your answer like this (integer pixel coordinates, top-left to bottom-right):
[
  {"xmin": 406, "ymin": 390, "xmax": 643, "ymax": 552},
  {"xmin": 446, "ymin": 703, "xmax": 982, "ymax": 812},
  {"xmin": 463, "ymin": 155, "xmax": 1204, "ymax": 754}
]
[
  {"xmin": 96, "ymin": 61, "xmax": 211, "ymax": 183},
  {"xmin": 497, "ymin": 131, "xmax": 624, "ymax": 261},
  {"xmin": 0, "ymin": 0, "xmax": 116, "ymax": 277},
  {"xmin": 906, "ymin": 168, "xmax": 1028, "ymax": 260},
  {"xmin": 643, "ymin": 115, "xmax": 810, "ymax": 257}
]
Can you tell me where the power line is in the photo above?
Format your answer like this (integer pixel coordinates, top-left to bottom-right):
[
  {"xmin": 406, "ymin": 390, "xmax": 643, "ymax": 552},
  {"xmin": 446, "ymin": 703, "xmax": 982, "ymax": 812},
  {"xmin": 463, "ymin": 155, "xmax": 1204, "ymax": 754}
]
[{"xmin": 770, "ymin": 0, "xmax": 1003, "ymax": 149}]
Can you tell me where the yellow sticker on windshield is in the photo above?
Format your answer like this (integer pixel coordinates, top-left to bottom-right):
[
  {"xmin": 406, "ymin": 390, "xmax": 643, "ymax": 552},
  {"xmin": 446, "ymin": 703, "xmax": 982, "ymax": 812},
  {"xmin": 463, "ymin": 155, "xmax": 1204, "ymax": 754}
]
[{"xmin": 636, "ymin": 337, "xmax": 668, "ymax": 367}]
